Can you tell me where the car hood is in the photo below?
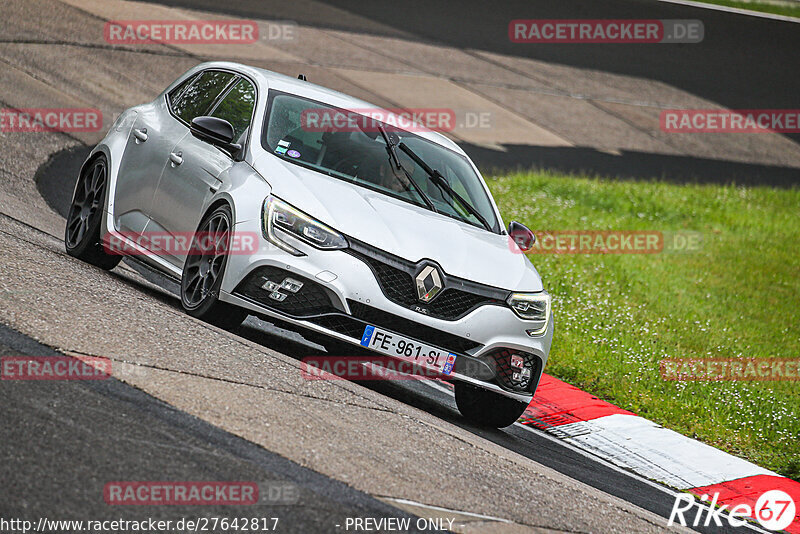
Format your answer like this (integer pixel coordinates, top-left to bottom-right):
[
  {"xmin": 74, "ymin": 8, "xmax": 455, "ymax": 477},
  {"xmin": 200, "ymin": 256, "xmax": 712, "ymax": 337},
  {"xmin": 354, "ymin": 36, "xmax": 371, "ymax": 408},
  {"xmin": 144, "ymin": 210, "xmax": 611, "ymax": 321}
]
[{"xmin": 253, "ymin": 154, "xmax": 543, "ymax": 292}]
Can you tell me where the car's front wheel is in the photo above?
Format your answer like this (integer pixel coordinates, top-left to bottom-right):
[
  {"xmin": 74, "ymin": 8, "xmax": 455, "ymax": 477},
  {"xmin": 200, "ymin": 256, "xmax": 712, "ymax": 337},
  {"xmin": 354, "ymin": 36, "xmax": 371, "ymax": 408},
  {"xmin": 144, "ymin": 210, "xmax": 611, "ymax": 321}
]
[
  {"xmin": 180, "ymin": 204, "xmax": 248, "ymax": 330},
  {"xmin": 64, "ymin": 156, "xmax": 122, "ymax": 270},
  {"xmin": 454, "ymin": 381, "xmax": 529, "ymax": 428}
]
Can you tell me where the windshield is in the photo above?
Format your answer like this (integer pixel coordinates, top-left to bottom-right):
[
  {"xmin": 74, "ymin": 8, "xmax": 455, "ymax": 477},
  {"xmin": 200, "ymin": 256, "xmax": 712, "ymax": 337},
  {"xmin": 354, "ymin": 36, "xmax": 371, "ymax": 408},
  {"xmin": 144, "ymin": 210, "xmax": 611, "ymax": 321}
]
[{"xmin": 262, "ymin": 91, "xmax": 499, "ymax": 232}]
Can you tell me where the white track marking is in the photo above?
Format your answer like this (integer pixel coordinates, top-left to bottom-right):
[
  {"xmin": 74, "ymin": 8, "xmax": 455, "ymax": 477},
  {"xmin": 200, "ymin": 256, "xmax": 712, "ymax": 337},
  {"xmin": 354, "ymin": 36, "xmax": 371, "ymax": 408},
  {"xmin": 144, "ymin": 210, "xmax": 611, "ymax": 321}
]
[
  {"xmin": 514, "ymin": 424, "xmax": 772, "ymax": 534},
  {"xmin": 656, "ymin": 0, "xmax": 800, "ymax": 23},
  {"xmin": 560, "ymin": 414, "xmax": 777, "ymax": 489}
]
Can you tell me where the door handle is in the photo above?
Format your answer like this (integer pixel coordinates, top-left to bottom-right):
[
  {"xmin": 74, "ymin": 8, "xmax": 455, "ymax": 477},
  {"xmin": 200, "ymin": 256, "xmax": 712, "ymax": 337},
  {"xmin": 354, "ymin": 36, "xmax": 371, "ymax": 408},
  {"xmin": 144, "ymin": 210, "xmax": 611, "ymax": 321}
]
[
  {"xmin": 133, "ymin": 128, "xmax": 148, "ymax": 143},
  {"xmin": 169, "ymin": 151, "xmax": 183, "ymax": 166}
]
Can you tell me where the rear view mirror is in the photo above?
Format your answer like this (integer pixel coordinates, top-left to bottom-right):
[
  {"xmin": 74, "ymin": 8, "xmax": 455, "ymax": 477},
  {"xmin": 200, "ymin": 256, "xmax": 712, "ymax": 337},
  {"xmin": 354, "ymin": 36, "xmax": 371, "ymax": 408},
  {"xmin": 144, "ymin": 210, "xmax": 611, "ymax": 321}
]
[
  {"xmin": 508, "ymin": 221, "xmax": 536, "ymax": 252},
  {"xmin": 190, "ymin": 116, "xmax": 241, "ymax": 154}
]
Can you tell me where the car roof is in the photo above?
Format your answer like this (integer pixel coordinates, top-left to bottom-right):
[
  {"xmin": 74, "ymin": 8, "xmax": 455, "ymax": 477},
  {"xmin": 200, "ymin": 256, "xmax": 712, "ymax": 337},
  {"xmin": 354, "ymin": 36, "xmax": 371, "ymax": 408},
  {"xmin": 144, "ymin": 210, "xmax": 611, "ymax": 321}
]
[{"xmin": 198, "ymin": 61, "xmax": 467, "ymax": 156}]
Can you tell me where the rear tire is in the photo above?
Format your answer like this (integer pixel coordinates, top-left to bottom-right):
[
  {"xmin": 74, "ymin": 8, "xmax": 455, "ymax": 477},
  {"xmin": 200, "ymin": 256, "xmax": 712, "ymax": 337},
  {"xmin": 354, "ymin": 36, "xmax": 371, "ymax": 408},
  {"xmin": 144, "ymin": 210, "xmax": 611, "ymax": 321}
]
[
  {"xmin": 180, "ymin": 204, "xmax": 247, "ymax": 330},
  {"xmin": 64, "ymin": 156, "xmax": 121, "ymax": 270},
  {"xmin": 454, "ymin": 381, "xmax": 528, "ymax": 428}
]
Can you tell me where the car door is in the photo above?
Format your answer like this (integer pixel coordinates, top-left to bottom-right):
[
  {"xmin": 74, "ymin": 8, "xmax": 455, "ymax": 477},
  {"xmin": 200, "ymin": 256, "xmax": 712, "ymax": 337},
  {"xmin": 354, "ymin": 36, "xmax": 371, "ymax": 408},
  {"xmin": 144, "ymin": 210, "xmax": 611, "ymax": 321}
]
[
  {"xmin": 149, "ymin": 76, "xmax": 257, "ymax": 268},
  {"xmin": 112, "ymin": 75, "xmax": 198, "ymax": 235}
]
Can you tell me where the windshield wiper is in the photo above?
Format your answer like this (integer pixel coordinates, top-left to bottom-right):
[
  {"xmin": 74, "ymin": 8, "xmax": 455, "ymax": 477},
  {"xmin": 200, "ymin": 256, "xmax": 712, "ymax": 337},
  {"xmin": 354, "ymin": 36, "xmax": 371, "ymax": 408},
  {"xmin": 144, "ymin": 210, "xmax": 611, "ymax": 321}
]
[
  {"xmin": 397, "ymin": 142, "xmax": 493, "ymax": 232},
  {"xmin": 377, "ymin": 126, "xmax": 438, "ymax": 213}
]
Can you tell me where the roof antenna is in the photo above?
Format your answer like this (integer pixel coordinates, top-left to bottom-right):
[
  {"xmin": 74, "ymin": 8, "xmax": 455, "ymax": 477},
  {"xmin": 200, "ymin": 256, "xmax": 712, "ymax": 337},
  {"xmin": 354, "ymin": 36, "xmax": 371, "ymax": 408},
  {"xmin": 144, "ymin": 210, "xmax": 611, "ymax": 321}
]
[{"xmin": 297, "ymin": 74, "xmax": 307, "ymax": 81}]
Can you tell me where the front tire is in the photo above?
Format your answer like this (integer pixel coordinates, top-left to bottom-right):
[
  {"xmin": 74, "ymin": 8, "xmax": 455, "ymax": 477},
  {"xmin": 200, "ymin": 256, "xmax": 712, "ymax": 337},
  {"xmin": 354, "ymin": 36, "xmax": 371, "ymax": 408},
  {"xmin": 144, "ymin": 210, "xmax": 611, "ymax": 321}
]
[
  {"xmin": 180, "ymin": 204, "xmax": 248, "ymax": 330},
  {"xmin": 64, "ymin": 156, "xmax": 121, "ymax": 270},
  {"xmin": 454, "ymin": 381, "xmax": 528, "ymax": 428}
]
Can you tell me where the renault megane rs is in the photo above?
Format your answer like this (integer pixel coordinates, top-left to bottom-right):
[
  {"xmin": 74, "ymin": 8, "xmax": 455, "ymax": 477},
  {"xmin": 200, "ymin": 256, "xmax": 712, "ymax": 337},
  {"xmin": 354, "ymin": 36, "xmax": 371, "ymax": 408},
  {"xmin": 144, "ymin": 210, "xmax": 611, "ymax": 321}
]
[{"xmin": 65, "ymin": 61, "xmax": 553, "ymax": 427}]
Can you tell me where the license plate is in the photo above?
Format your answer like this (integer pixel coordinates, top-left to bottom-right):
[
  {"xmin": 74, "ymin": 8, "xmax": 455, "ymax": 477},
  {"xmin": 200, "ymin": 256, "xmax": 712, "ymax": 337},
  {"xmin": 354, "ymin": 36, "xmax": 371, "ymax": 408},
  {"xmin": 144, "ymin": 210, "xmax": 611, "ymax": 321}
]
[{"xmin": 360, "ymin": 325, "xmax": 457, "ymax": 376}]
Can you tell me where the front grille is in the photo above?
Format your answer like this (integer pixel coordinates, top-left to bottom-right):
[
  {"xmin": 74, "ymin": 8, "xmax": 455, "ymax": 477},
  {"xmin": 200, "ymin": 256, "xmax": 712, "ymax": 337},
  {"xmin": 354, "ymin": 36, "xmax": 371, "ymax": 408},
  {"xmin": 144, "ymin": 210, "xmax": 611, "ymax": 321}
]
[
  {"xmin": 488, "ymin": 348, "xmax": 541, "ymax": 393},
  {"xmin": 347, "ymin": 241, "xmax": 509, "ymax": 321},
  {"xmin": 362, "ymin": 257, "xmax": 417, "ymax": 306},
  {"xmin": 428, "ymin": 289, "xmax": 503, "ymax": 319},
  {"xmin": 233, "ymin": 267, "xmax": 341, "ymax": 317}
]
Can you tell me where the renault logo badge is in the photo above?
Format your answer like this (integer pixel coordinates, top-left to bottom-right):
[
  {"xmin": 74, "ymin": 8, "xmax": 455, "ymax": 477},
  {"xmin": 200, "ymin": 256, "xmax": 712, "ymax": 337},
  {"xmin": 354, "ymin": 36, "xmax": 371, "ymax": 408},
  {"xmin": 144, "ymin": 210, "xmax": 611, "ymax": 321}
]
[{"xmin": 415, "ymin": 265, "xmax": 443, "ymax": 302}]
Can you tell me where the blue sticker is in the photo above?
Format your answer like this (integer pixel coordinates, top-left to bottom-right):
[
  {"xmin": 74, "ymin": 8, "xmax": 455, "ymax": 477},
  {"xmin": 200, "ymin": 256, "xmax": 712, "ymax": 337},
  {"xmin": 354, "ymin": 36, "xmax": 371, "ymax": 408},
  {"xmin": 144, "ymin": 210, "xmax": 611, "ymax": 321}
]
[
  {"xmin": 442, "ymin": 353, "xmax": 457, "ymax": 375},
  {"xmin": 360, "ymin": 325, "xmax": 375, "ymax": 347},
  {"xmin": 275, "ymin": 146, "xmax": 288, "ymax": 154},
  {"xmin": 287, "ymin": 149, "xmax": 301, "ymax": 158}
]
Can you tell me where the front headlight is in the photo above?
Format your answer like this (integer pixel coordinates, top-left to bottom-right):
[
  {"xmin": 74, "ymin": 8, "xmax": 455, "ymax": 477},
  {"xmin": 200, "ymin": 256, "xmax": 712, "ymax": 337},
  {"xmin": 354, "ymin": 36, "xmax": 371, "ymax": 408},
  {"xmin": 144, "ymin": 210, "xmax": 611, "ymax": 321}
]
[
  {"xmin": 507, "ymin": 291, "xmax": 551, "ymax": 336},
  {"xmin": 262, "ymin": 196, "xmax": 348, "ymax": 256}
]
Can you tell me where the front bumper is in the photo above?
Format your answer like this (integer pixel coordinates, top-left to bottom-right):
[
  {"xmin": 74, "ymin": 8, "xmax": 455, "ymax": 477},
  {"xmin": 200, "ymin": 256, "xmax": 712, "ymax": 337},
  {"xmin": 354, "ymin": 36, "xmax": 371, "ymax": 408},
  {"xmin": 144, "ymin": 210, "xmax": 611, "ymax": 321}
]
[{"xmin": 220, "ymin": 218, "xmax": 553, "ymax": 402}]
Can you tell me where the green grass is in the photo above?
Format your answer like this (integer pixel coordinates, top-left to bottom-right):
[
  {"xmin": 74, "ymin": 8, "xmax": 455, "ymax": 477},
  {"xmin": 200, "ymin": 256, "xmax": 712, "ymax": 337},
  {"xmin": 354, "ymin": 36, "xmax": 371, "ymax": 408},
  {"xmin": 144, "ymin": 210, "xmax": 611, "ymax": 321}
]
[
  {"xmin": 693, "ymin": 0, "xmax": 800, "ymax": 18},
  {"xmin": 487, "ymin": 171, "xmax": 800, "ymax": 480}
]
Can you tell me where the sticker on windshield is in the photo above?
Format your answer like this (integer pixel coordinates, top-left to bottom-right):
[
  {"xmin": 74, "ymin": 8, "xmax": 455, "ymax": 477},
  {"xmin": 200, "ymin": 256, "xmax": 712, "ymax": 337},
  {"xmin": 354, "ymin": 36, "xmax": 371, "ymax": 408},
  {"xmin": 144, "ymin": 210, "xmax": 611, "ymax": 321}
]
[
  {"xmin": 277, "ymin": 140, "xmax": 290, "ymax": 147},
  {"xmin": 287, "ymin": 150, "xmax": 301, "ymax": 158},
  {"xmin": 275, "ymin": 146, "xmax": 288, "ymax": 154}
]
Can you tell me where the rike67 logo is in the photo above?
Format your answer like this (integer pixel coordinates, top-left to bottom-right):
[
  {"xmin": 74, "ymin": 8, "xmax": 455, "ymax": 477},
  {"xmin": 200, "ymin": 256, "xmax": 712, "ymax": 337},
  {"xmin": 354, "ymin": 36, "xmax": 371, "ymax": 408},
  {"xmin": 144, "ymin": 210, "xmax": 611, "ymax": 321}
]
[{"xmin": 668, "ymin": 490, "xmax": 796, "ymax": 531}]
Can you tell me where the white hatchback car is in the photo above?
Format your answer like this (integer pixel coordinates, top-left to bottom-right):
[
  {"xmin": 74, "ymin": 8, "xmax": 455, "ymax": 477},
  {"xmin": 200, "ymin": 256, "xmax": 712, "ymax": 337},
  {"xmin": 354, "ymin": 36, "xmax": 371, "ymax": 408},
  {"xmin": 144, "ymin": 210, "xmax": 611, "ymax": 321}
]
[{"xmin": 65, "ymin": 61, "xmax": 553, "ymax": 427}]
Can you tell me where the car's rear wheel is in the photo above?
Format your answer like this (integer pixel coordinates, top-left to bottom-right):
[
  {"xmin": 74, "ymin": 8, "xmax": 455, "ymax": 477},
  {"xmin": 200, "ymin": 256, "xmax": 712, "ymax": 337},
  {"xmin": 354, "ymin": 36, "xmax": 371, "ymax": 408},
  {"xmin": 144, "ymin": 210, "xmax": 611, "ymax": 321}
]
[
  {"xmin": 454, "ymin": 381, "xmax": 528, "ymax": 428},
  {"xmin": 180, "ymin": 204, "xmax": 248, "ymax": 330},
  {"xmin": 64, "ymin": 156, "xmax": 122, "ymax": 270}
]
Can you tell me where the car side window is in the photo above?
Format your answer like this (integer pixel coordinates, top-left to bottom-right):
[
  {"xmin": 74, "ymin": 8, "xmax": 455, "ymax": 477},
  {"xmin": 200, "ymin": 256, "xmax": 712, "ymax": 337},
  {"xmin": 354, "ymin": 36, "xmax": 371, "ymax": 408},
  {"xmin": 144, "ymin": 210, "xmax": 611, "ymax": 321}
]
[
  {"xmin": 167, "ymin": 73, "xmax": 197, "ymax": 109},
  {"xmin": 209, "ymin": 78, "xmax": 256, "ymax": 142},
  {"xmin": 171, "ymin": 70, "xmax": 235, "ymax": 124}
]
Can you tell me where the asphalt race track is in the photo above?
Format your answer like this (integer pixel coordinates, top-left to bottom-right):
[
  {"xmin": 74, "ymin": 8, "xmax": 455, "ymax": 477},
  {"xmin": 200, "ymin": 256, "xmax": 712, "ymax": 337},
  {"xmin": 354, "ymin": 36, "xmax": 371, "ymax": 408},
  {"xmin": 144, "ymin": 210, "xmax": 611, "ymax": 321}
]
[{"xmin": 1, "ymin": 0, "xmax": 798, "ymax": 533}]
